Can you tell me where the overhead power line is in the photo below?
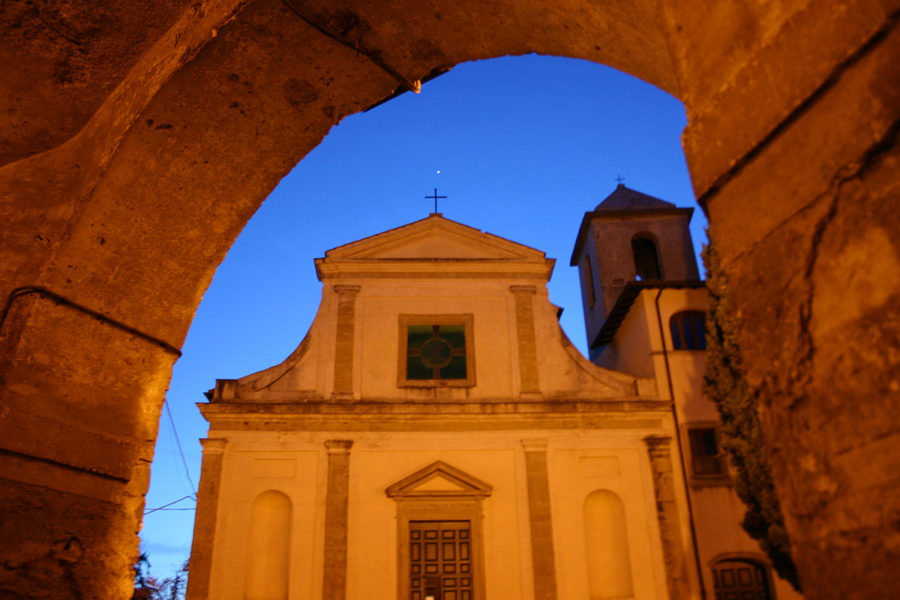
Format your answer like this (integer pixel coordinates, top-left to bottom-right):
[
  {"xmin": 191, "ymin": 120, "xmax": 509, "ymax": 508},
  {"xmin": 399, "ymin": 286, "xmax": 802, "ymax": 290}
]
[
  {"xmin": 164, "ymin": 400, "xmax": 198, "ymax": 497},
  {"xmin": 144, "ymin": 495, "xmax": 196, "ymax": 515}
]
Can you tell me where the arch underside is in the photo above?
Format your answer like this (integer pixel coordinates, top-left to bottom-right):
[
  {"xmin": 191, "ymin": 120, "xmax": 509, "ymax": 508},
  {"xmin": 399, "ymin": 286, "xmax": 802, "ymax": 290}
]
[{"xmin": 0, "ymin": 1, "xmax": 898, "ymax": 598}]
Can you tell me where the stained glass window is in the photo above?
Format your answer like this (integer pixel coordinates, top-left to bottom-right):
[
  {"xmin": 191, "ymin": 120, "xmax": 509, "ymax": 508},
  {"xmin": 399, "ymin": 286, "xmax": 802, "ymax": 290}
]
[{"xmin": 407, "ymin": 324, "xmax": 467, "ymax": 380}]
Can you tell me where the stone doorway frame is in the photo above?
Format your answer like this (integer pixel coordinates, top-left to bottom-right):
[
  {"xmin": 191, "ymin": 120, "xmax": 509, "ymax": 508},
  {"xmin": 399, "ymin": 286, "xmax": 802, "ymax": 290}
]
[{"xmin": 386, "ymin": 461, "xmax": 492, "ymax": 600}]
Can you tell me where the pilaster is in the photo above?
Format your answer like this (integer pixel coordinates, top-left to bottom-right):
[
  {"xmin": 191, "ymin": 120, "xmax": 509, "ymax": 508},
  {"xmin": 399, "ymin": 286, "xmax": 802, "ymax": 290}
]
[
  {"xmin": 643, "ymin": 435, "xmax": 691, "ymax": 600},
  {"xmin": 185, "ymin": 438, "xmax": 228, "ymax": 600},
  {"xmin": 322, "ymin": 439, "xmax": 354, "ymax": 600},
  {"xmin": 510, "ymin": 285, "xmax": 541, "ymax": 394},
  {"xmin": 521, "ymin": 439, "xmax": 558, "ymax": 600},
  {"xmin": 332, "ymin": 285, "xmax": 361, "ymax": 397}
]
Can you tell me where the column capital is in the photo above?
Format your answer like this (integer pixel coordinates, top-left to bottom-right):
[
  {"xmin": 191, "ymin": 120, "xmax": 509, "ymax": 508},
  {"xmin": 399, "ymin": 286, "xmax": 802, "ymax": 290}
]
[
  {"xmin": 521, "ymin": 438, "xmax": 549, "ymax": 452},
  {"xmin": 324, "ymin": 439, "xmax": 354, "ymax": 453},
  {"xmin": 509, "ymin": 284, "xmax": 537, "ymax": 294},
  {"xmin": 199, "ymin": 438, "xmax": 228, "ymax": 454},
  {"xmin": 333, "ymin": 284, "xmax": 361, "ymax": 295},
  {"xmin": 643, "ymin": 434, "xmax": 672, "ymax": 454}
]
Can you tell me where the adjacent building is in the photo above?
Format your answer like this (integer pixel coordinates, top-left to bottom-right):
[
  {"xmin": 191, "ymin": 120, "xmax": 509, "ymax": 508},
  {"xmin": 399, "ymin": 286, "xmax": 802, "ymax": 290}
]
[{"xmin": 571, "ymin": 184, "xmax": 801, "ymax": 600}]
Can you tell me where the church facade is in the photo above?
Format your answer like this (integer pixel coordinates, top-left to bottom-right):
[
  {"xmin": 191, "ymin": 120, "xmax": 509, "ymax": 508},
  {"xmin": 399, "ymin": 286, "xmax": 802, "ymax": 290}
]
[{"xmin": 187, "ymin": 190, "xmax": 801, "ymax": 600}]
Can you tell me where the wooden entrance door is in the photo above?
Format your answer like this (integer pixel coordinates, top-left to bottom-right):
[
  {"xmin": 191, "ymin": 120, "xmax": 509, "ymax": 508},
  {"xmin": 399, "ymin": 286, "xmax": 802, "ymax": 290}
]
[
  {"xmin": 409, "ymin": 521, "xmax": 474, "ymax": 600},
  {"xmin": 712, "ymin": 559, "xmax": 772, "ymax": 600}
]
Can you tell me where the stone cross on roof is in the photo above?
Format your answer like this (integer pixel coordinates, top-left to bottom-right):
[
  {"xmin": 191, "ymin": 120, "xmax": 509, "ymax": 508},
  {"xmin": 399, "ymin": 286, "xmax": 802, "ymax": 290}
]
[{"xmin": 425, "ymin": 188, "xmax": 447, "ymax": 214}]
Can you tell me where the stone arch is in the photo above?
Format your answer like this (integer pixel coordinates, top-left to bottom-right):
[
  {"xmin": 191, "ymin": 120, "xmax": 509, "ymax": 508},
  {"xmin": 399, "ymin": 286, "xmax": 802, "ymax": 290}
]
[
  {"xmin": 0, "ymin": 8, "xmax": 680, "ymax": 593},
  {"xmin": 1, "ymin": 1, "xmax": 897, "ymax": 599}
]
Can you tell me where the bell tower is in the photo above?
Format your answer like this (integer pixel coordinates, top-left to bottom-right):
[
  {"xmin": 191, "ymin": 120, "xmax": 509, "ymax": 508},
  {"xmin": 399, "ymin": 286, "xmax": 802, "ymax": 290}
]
[{"xmin": 570, "ymin": 184, "xmax": 699, "ymax": 357}]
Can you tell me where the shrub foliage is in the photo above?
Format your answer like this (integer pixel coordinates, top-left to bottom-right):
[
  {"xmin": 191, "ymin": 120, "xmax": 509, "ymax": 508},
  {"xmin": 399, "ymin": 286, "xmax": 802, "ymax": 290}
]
[{"xmin": 702, "ymin": 244, "xmax": 802, "ymax": 591}]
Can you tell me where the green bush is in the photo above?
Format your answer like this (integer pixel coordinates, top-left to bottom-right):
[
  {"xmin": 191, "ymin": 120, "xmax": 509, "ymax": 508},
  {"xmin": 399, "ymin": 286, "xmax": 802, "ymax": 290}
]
[{"xmin": 702, "ymin": 244, "xmax": 802, "ymax": 592}]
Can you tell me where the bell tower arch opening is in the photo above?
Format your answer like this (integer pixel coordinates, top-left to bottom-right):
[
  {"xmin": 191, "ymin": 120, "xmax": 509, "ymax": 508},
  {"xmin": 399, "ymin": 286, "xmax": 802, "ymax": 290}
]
[{"xmin": 631, "ymin": 233, "xmax": 663, "ymax": 281}]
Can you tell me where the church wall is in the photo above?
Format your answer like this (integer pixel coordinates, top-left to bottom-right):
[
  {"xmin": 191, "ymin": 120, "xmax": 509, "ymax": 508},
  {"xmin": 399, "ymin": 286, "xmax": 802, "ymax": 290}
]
[
  {"xmin": 346, "ymin": 438, "xmax": 524, "ymax": 600},
  {"xmin": 666, "ymin": 349, "xmax": 713, "ymax": 422},
  {"xmin": 548, "ymin": 436, "xmax": 669, "ymax": 600},
  {"xmin": 200, "ymin": 427, "xmax": 674, "ymax": 600},
  {"xmin": 588, "ymin": 284, "xmax": 805, "ymax": 598},
  {"xmin": 354, "ymin": 280, "xmax": 518, "ymax": 400},
  {"xmin": 688, "ymin": 485, "xmax": 803, "ymax": 600},
  {"xmin": 531, "ymin": 285, "xmax": 645, "ymax": 398},
  {"xmin": 619, "ymin": 288, "xmax": 803, "ymax": 600},
  {"xmin": 596, "ymin": 296, "xmax": 655, "ymax": 378},
  {"xmin": 251, "ymin": 271, "xmax": 642, "ymax": 403},
  {"xmin": 205, "ymin": 441, "xmax": 325, "ymax": 600},
  {"xmin": 646, "ymin": 288, "xmax": 711, "ymax": 421},
  {"xmin": 281, "ymin": 288, "xmax": 335, "ymax": 397},
  {"xmin": 574, "ymin": 227, "xmax": 607, "ymax": 349}
]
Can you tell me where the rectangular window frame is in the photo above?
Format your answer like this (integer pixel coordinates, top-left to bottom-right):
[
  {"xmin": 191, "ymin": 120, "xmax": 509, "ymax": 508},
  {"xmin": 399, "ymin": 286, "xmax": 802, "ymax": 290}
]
[
  {"xmin": 684, "ymin": 424, "xmax": 730, "ymax": 487},
  {"xmin": 398, "ymin": 314, "xmax": 476, "ymax": 388}
]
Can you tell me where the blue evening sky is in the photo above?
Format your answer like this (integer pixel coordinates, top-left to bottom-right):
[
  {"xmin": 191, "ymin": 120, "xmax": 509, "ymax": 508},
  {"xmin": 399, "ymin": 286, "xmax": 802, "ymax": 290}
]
[{"xmin": 140, "ymin": 54, "xmax": 705, "ymax": 577}]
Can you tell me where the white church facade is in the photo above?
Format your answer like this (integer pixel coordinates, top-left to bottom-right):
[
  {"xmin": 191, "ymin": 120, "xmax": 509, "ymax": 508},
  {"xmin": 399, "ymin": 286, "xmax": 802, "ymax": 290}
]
[{"xmin": 186, "ymin": 188, "xmax": 802, "ymax": 600}]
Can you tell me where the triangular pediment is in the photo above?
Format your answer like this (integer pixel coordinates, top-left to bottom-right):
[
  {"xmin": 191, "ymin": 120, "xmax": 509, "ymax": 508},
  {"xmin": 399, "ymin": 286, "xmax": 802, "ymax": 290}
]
[
  {"xmin": 324, "ymin": 215, "xmax": 546, "ymax": 261},
  {"xmin": 386, "ymin": 461, "xmax": 493, "ymax": 499}
]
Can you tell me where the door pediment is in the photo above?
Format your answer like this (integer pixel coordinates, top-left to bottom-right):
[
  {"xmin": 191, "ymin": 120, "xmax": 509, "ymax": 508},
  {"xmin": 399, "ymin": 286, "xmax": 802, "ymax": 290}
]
[{"xmin": 386, "ymin": 461, "xmax": 492, "ymax": 499}]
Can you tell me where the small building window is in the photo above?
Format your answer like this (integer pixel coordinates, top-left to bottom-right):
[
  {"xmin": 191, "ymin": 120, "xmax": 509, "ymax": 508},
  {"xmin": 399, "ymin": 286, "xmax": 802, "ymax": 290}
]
[
  {"xmin": 712, "ymin": 558, "xmax": 772, "ymax": 600},
  {"xmin": 583, "ymin": 255, "xmax": 596, "ymax": 309},
  {"xmin": 670, "ymin": 310, "xmax": 707, "ymax": 350},
  {"xmin": 399, "ymin": 315, "xmax": 475, "ymax": 387},
  {"xmin": 688, "ymin": 427, "xmax": 726, "ymax": 477},
  {"xmin": 632, "ymin": 235, "xmax": 662, "ymax": 280}
]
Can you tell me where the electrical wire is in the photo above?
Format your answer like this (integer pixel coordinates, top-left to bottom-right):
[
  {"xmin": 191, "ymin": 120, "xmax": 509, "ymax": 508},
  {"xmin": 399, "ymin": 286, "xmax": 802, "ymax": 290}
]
[
  {"xmin": 164, "ymin": 400, "xmax": 197, "ymax": 496},
  {"xmin": 144, "ymin": 495, "xmax": 195, "ymax": 515}
]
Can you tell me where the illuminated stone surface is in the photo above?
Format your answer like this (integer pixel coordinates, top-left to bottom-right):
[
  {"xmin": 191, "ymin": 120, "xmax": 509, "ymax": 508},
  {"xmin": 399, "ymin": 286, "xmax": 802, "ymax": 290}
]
[{"xmin": 0, "ymin": 1, "xmax": 897, "ymax": 598}]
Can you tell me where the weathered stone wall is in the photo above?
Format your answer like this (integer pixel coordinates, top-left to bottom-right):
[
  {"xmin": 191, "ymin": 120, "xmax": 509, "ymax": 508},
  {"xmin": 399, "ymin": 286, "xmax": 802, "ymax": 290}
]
[
  {"xmin": 0, "ymin": 0, "xmax": 897, "ymax": 598},
  {"xmin": 673, "ymin": 2, "xmax": 900, "ymax": 597}
]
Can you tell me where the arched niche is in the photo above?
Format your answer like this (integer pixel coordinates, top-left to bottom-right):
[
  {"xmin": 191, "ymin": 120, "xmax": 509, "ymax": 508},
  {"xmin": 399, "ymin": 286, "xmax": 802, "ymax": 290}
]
[
  {"xmin": 583, "ymin": 489, "xmax": 633, "ymax": 599},
  {"xmin": 244, "ymin": 490, "xmax": 293, "ymax": 600}
]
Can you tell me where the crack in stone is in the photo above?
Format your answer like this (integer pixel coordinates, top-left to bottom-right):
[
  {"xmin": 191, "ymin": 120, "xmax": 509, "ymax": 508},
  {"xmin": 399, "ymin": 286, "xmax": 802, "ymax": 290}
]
[{"xmin": 788, "ymin": 117, "xmax": 900, "ymax": 406}]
